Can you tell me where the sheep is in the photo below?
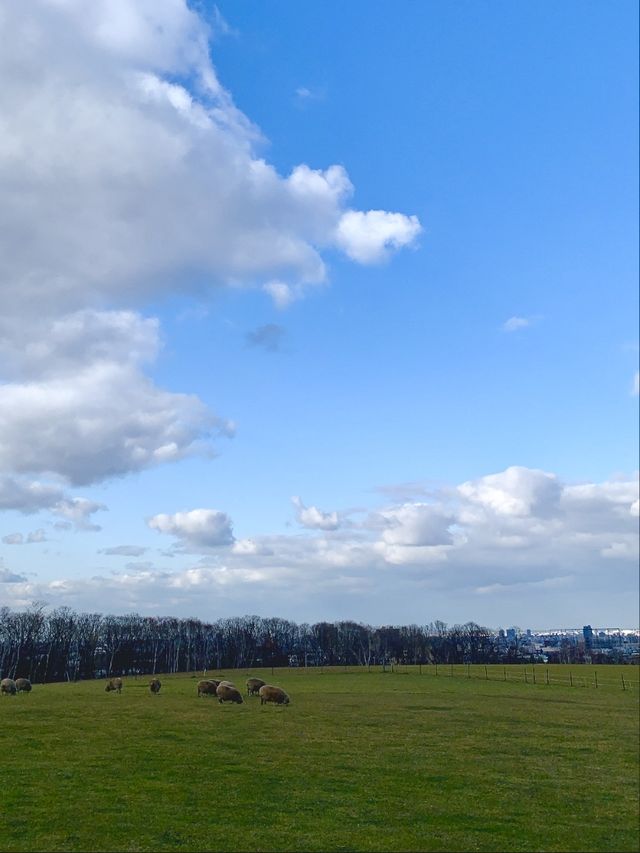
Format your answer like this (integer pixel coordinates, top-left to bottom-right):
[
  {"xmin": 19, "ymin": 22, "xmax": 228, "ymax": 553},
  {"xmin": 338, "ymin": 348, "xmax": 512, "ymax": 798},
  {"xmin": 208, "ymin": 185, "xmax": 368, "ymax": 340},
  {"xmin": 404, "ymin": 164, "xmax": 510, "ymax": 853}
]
[
  {"xmin": 258, "ymin": 684, "xmax": 290, "ymax": 706},
  {"xmin": 1, "ymin": 678, "xmax": 16, "ymax": 695},
  {"xmin": 197, "ymin": 679, "xmax": 220, "ymax": 697},
  {"xmin": 246, "ymin": 677, "xmax": 266, "ymax": 696},
  {"xmin": 15, "ymin": 678, "xmax": 32, "ymax": 693},
  {"xmin": 104, "ymin": 677, "xmax": 123, "ymax": 693},
  {"xmin": 216, "ymin": 682, "xmax": 244, "ymax": 704},
  {"xmin": 149, "ymin": 678, "xmax": 161, "ymax": 694}
]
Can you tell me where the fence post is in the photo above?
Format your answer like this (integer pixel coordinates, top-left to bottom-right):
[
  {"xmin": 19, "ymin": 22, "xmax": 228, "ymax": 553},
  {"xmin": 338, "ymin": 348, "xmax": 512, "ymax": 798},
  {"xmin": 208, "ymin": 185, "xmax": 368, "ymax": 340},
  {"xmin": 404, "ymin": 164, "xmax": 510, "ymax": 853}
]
[
  {"xmin": 485, "ymin": 666, "xmax": 488, "ymax": 680},
  {"xmin": 621, "ymin": 674, "xmax": 626, "ymax": 691},
  {"xmin": 435, "ymin": 663, "xmax": 438, "ymax": 677},
  {"xmin": 525, "ymin": 669, "xmax": 528, "ymax": 684},
  {"xmin": 450, "ymin": 664, "xmax": 453, "ymax": 678},
  {"xmin": 569, "ymin": 672, "xmax": 573, "ymax": 687},
  {"xmin": 467, "ymin": 664, "xmax": 470, "ymax": 678},
  {"xmin": 419, "ymin": 662, "xmax": 422, "ymax": 675},
  {"xmin": 503, "ymin": 667, "xmax": 507, "ymax": 682},
  {"xmin": 594, "ymin": 672, "xmax": 598, "ymax": 689},
  {"xmin": 546, "ymin": 668, "xmax": 549, "ymax": 685},
  {"xmin": 533, "ymin": 668, "xmax": 536, "ymax": 685}
]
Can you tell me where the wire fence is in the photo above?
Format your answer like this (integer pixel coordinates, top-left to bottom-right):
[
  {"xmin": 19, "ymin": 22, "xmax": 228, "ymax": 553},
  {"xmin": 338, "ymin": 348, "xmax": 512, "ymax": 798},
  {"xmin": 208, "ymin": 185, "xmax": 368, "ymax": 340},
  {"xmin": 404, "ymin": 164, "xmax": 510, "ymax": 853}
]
[{"xmin": 269, "ymin": 662, "xmax": 639, "ymax": 691}]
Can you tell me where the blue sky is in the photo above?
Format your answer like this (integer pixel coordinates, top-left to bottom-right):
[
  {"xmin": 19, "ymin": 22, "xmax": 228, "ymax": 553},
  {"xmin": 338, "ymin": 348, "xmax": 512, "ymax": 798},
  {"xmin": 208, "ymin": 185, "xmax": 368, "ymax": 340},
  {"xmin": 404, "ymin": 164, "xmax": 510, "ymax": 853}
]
[{"xmin": 0, "ymin": 1, "xmax": 637, "ymax": 629}]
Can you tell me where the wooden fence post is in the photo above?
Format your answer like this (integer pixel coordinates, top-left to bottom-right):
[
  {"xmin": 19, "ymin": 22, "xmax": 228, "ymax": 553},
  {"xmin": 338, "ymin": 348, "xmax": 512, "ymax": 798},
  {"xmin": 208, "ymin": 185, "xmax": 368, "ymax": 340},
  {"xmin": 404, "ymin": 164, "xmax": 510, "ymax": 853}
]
[
  {"xmin": 594, "ymin": 672, "xmax": 598, "ymax": 688},
  {"xmin": 435, "ymin": 663, "xmax": 438, "ymax": 677},
  {"xmin": 503, "ymin": 667, "xmax": 507, "ymax": 682},
  {"xmin": 485, "ymin": 666, "xmax": 488, "ymax": 680},
  {"xmin": 569, "ymin": 672, "xmax": 573, "ymax": 687},
  {"xmin": 546, "ymin": 668, "xmax": 549, "ymax": 685},
  {"xmin": 621, "ymin": 674, "xmax": 626, "ymax": 691}
]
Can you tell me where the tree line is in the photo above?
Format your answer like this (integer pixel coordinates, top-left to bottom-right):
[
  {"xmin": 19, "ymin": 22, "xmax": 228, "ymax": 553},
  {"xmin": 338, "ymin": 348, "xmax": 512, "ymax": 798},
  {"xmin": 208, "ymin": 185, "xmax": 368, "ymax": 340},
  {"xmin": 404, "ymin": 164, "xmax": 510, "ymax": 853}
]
[{"xmin": 0, "ymin": 604, "xmax": 583, "ymax": 683}]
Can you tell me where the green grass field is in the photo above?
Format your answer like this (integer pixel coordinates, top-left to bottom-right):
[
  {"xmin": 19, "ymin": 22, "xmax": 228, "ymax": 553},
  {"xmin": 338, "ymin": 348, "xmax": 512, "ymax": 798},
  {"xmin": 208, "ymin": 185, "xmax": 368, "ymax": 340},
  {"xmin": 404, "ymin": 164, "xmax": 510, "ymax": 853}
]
[{"xmin": 1, "ymin": 665, "xmax": 638, "ymax": 852}]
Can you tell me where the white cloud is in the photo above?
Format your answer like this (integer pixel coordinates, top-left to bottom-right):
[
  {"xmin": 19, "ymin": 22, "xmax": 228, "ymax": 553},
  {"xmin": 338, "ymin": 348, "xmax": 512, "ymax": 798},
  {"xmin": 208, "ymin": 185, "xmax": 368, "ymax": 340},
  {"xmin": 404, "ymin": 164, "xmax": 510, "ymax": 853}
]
[
  {"xmin": 231, "ymin": 539, "xmax": 274, "ymax": 557},
  {"xmin": 292, "ymin": 496, "xmax": 340, "ymax": 530},
  {"xmin": 502, "ymin": 316, "xmax": 531, "ymax": 332},
  {"xmin": 0, "ymin": 361, "xmax": 222, "ymax": 486},
  {"xmin": 2, "ymin": 533, "xmax": 24, "ymax": 545},
  {"xmin": 335, "ymin": 210, "xmax": 422, "ymax": 264},
  {"xmin": 377, "ymin": 503, "xmax": 455, "ymax": 547},
  {"xmin": 262, "ymin": 281, "xmax": 297, "ymax": 310},
  {"xmin": 0, "ymin": 3, "xmax": 419, "ymax": 319},
  {"xmin": 0, "ymin": 310, "xmax": 158, "ymax": 380},
  {"xmin": 148, "ymin": 508, "xmax": 235, "ymax": 549},
  {"xmin": 458, "ymin": 466, "xmax": 562, "ymax": 518},
  {"xmin": 52, "ymin": 498, "xmax": 107, "ymax": 532},
  {"xmin": 0, "ymin": 311, "xmax": 230, "ymax": 486}
]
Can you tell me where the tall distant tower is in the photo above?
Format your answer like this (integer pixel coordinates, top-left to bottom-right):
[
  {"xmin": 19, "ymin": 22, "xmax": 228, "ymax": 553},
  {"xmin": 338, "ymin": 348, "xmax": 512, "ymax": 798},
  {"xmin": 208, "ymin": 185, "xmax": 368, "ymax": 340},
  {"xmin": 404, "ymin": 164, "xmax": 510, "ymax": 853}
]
[{"xmin": 583, "ymin": 625, "xmax": 594, "ymax": 650}]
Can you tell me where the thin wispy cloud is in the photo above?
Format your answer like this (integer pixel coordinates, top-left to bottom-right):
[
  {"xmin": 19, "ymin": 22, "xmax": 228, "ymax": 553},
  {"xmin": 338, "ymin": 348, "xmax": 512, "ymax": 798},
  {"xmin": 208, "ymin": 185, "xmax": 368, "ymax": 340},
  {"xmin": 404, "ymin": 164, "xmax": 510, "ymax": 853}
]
[
  {"xmin": 100, "ymin": 545, "xmax": 148, "ymax": 557},
  {"xmin": 294, "ymin": 85, "xmax": 326, "ymax": 107},
  {"xmin": 502, "ymin": 316, "xmax": 532, "ymax": 332}
]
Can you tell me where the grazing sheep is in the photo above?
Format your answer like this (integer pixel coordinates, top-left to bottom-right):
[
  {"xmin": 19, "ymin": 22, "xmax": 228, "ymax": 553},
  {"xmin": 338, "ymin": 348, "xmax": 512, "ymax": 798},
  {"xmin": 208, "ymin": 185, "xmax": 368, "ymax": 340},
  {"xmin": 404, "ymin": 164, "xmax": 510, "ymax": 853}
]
[
  {"xmin": 1, "ymin": 678, "xmax": 16, "ymax": 695},
  {"xmin": 258, "ymin": 684, "xmax": 290, "ymax": 706},
  {"xmin": 246, "ymin": 677, "xmax": 266, "ymax": 696},
  {"xmin": 149, "ymin": 678, "xmax": 161, "ymax": 694},
  {"xmin": 104, "ymin": 677, "xmax": 123, "ymax": 694},
  {"xmin": 197, "ymin": 679, "xmax": 220, "ymax": 697},
  {"xmin": 15, "ymin": 678, "xmax": 32, "ymax": 693},
  {"xmin": 216, "ymin": 682, "xmax": 244, "ymax": 704}
]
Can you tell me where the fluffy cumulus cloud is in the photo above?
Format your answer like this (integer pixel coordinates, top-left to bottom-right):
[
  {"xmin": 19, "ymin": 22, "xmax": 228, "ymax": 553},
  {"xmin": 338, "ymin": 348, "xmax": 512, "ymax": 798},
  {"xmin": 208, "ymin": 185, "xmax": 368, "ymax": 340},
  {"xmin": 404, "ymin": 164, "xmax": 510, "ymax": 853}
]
[
  {"xmin": 292, "ymin": 496, "xmax": 340, "ymax": 530},
  {"xmin": 5, "ymin": 467, "xmax": 635, "ymax": 622},
  {"xmin": 0, "ymin": 2, "xmax": 420, "ymax": 317},
  {"xmin": 148, "ymin": 509, "xmax": 235, "ymax": 549},
  {"xmin": 458, "ymin": 466, "xmax": 562, "ymax": 518},
  {"xmin": 0, "ymin": 0, "xmax": 419, "ymax": 509},
  {"xmin": 334, "ymin": 210, "xmax": 421, "ymax": 264},
  {"xmin": 0, "ymin": 354, "xmax": 225, "ymax": 487}
]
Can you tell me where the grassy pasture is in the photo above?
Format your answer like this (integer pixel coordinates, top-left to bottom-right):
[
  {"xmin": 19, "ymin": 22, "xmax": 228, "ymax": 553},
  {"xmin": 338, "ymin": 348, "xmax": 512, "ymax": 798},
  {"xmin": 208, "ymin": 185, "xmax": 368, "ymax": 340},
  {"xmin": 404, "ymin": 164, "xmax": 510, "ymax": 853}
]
[{"xmin": 1, "ymin": 666, "xmax": 638, "ymax": 852}]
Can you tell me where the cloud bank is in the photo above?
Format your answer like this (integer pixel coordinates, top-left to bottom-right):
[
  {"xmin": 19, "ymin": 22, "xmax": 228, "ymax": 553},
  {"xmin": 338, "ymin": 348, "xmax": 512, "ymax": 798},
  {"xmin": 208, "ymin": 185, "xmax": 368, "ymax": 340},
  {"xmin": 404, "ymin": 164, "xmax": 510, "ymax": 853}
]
[{"xmin": 2, "ymin": 467, "xmax": 637, "ymax": 625}]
